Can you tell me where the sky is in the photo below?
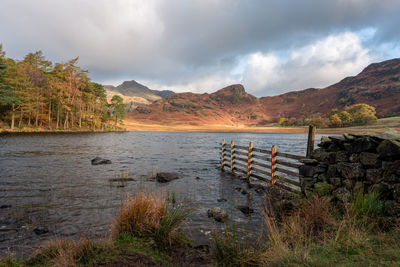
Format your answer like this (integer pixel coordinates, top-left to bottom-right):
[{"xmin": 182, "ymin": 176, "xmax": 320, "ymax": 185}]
[{"xmin": 1, "ymin": 0, "xmax": 400, "ymax": 97}]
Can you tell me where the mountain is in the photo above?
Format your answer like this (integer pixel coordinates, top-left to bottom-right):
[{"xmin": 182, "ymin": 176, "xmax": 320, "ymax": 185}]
[
  {"xmin": 128, "ymin": 58, "xmax": 400, "ymax": 126},
  {"xmin": 104, "ymin": 80, "xmax": 174, "ymax": 109}
]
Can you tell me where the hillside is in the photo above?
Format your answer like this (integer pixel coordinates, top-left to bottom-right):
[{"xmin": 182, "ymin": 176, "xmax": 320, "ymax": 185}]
[
  {"xmin": 128, "ymin": 58, "xmax": 400, "ymax": 126},
  {"xmin": 104, "ymin": 80, "xmax": 174, "ymax": 110}
]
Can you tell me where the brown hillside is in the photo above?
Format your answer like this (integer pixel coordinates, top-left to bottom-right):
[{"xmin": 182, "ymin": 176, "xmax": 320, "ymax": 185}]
[{"xmin": 128, "ymin": 58, "xmax": 400, "ymax": 126}]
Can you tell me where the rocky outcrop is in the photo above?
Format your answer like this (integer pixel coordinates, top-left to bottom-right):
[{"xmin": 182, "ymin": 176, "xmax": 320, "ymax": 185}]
[{"xmin": 299, "ymin": 134, "xmax": 400, "ymax": 216}]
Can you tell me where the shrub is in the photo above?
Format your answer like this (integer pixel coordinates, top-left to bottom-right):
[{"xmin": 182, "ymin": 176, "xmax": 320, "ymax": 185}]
[{"xmin": 111, "ymin": 192, "xmax": 192, "ymax": 249}]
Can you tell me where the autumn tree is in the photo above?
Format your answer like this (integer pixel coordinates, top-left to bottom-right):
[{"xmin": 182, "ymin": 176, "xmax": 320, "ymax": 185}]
[{"xmin": 111, "ymin": 95, "xmax": 126, "ymax": 127}]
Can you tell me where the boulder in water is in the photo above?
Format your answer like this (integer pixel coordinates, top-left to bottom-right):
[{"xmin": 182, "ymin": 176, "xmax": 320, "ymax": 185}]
[{"xmin": 91, "ymin": 157, "xmax": 112, "ymax": 165}]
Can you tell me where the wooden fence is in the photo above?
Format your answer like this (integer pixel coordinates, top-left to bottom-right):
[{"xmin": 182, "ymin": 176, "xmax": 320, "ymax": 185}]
[{"xmin": 220, "ymin": 126, "xmax": 316, "ymax": 192}]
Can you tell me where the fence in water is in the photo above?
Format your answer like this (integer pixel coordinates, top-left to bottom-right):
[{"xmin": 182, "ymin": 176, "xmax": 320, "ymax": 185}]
[{"xmin": 219, "ymin": 126, "xmax": 316, "ymax": 192}]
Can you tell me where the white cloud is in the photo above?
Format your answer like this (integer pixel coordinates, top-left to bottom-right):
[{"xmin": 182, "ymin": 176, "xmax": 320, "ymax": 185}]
[{"xmin": 242, "ymin": 32, "xmax": 375, "ymax": 96}]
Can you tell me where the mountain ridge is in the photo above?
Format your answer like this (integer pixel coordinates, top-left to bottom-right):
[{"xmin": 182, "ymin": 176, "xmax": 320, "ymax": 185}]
[{"xmin": 127, "ymin": 58, "xmax": 400, "ymax": 126}]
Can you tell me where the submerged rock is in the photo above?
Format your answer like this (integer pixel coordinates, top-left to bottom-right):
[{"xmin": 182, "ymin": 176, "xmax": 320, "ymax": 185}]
[
  {"xmin": 34, "ymin": 227, "xmax": 49, "ymax": 235},
  {"xmin": 207, "ymin": 207, "xmax": 227, "ymax": 222},
  {"xmin": 156, "ymin": 172, "xmax": 180, "ymax": 183},
  {"xmin": 91, "ymin": 157, "xmax": 112, "ymax": 165},
  {"xmin": 236, "ymin": 206, "xmax": 254, "ymax": 215}
]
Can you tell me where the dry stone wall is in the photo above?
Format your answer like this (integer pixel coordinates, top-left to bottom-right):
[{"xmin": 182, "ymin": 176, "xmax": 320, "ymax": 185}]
[{"xmin": 299, "ymin": 133, "xmax": 400, "ymax": 216}]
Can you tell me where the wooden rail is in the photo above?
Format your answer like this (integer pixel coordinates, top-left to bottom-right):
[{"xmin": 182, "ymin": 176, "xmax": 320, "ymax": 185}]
[{"xmin": 219, "ymin": 126, "xmax": 316, "ymax": 192}]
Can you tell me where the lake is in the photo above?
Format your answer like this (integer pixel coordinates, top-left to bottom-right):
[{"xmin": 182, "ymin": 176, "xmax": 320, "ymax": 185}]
[{"xmin": 0, "ymin": 131, "xmax": 325, "ymax": 257}]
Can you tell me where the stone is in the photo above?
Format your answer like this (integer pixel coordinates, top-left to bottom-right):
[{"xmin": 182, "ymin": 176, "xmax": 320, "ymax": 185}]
[
  {"xmin": 365, "ymin": 169, "xmax": 384, "ymax": 184},
  {"xmin": 382, "ymin": 160, "xmax": 400, "ymax": 176},
  {"xmin": 333, "ymin": 187, "xmax": 351, "ymax": 203},
  {"xmin": 156, "ymin": 172, "xmax": 180, "ymax": 183},
  {"xmin": 34, "ymin": 227, "xmax": 49, "ymax": 235},
  {"xmin": 314, "ymin": 182, "xmax": 334, "ymax": 196},
  {"xmin": 336, "ymin": 162, "xmax": 364, "ymax": 180},
  {"xmin": 236, "ymin": 206, "xmax": 254, "ymax": 215},
  {"xmin": 299, "ymin": 158, "xmax": 318, "ymax": 165},
  {"xmin": 327, "ymin": 164, "xmax": 338, "ymax": 178},
  {"xmin": 343, "ymin": 179, "xmax": 355, "ymax": 191},
  {"xmin": 383, "ymin": 174, "xmax": 400, "ymax": 183},
  {"xmin": 353, "ymin": 137, "xmax": 379, "ymax": 153},
  {"xmin": 370, "ymin": 183, "xmax": 392, "ymax": 200},
  {"xmin": 360, "ymin": 152, "xmax": 380, "ymax": 167},
  {"xmin": 377, "ymin": 139, "xmax": 400, "ymax": 158},
  {"xmin": 343, "ymin": 133, "xmax": 355, "ymax": 140},
  {"xmin": 207, "ymin": 207, "xmax": 227, "ymax": 222},
  {"xmin": 329, "ymin": 177, "xmax": 342, "ymax": 187},
  {"xmin": 217, "ymin": 198, "xmax": 227, "ymax": 202},
  {"xmin": 349, "ymin": 153, "xmax": 360, "ymax": 163},
  {"xmin": 394, "ymin": 184, "xmax": 400, "ymax": 203},
  {"xmin": 299, "ymin": 165, "xmax": 326, "ymax": 177},
  {"xmin": 335, "ymin": 151, "xmax": 349, "ymax": 162},
  {"xmin": 311, "ymin": 149, "xmax": 336, "ymax": 163},
  {"xmin": 327, "ymin": 143, "xmax": 340, "ymax": 152},
  {"xmin": 317, "ymin": 173, "xmax": 327, "ymax": 182},
  {"xmin": 383, "ymin": 200, "xmax": 400, "ymax": 216},
  {"xmin": 91, "ymin": 157, "xmax": 112, "ymax": 165},
  {"xmin": 0, "ymin": 205, "xmax": 11, "ymax": 209}
]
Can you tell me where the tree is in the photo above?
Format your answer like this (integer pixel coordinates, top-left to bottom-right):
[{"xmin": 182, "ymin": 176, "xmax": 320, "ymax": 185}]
[
  {"xmin": 278, "ymin": 117, "xmax": 289, "ymax": 126},
  {"xmin": 344, "ymin": 104, "xmax": 377, "ymax": 125},
  {"xmin": 338, "ymin": 111, "xmax": 352, "ymax": 126},
  {"xmin": 329, "ymin": 113, "xmax": 342, "ymax": 127},
  {"xmin": 111, "ymin": 95, "xmax": 126, "ymax": 127}
]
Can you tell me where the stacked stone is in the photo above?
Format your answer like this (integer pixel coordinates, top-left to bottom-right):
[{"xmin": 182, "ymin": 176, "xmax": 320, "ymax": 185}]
[{"xmin": 299, "ymin": 133, "xmax": 400, "ymax": 216}]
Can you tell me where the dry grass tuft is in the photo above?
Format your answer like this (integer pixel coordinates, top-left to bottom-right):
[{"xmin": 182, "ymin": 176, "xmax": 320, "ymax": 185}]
[
  {"xmin": 111, "ymin": 192, "xmax": 192, "ymax": 249},
  {"xmin": 27, "ymin": 237, "xmax": 112, "ymax": 267}
]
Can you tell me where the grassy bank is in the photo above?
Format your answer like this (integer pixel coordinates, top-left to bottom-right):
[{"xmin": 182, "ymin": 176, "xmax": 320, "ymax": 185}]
[
  {"xmin": 0, "ymin": 126, "xmax": 126, "ymax": 134},
  {"xmin": 1, "ymin": 192, "xmax": 399, "ymax": 266}
]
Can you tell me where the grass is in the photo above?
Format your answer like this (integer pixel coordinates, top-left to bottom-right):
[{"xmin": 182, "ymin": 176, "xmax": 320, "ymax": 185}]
[
  {"xmin": 0, "ymin": 192, "xmax": 195, "ymax": 267},
  {"xmin": 210, "ymin": 192, "xmax": 400, "ymax": 266}
]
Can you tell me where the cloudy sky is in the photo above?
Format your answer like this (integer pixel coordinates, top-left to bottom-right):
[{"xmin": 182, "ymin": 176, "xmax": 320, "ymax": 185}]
[{"xmin": 1, "ymin": 0, "xmax": 400, "ymax": 96}]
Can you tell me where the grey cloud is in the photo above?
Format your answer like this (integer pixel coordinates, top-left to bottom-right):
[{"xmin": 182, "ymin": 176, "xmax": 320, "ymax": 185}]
[{"xmin": 1, "ymin": 0, "xmax": 400, "ymax": 94}]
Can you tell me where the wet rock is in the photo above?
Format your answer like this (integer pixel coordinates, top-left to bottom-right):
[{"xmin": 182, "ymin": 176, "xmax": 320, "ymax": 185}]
[
  {"xmin": 333, "ymin": 187, "xmax": 351, "ymax": 203},
  {"xmin": 311, "ymin": 149, "xmax": 336, "ymax": 163},
  {"xmin": 377, "ymin": 139, "xmax": 400, "ymax": 158},
  {"xmin": 156, "ymin": 172, "xmax": 180, "ymax": 183},
  {"xmin": 217, "ymin": 198, "xmax": 227, "ymax": 202},
  {"xmin": 34, "ymin": 227, "xmax": 49, "ymax": 235},
  {"xmin": 0, "ymin": 205, "xmax": 11, "ymax": 209},
  {"xmin": 207, "ymin": 207, "xmax": 227, "ymax": 222},
  {"xmin": 360, "ymin": 152, "xmax": 380, "ymax": 167},
  {"xmin": 236, "ymin": 206, "xmax": 254, "ymax": 215},
  {"xmin": 91, "ymin": 157, "xmax": 112, "ymax": 165},
  {"xmin": 336, "ymin": 162, "xmax": 364, "ymax": 180}
]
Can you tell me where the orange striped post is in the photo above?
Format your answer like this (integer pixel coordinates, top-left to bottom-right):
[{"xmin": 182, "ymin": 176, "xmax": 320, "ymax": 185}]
[
  {"xmin": 247, "ymin": 141, "xmax": 253, "ymax": 183},
  {"xmin": 231, "ymin": 140, "xmax": 235, "ymax": 174},
  {"xmin": 271, "ymin": 145, "xmax": 277, "ymax": 184}
]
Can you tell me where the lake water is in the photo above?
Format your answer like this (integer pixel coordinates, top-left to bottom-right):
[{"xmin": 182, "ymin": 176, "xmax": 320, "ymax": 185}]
[{"xmin": 0, "ymin": 131, "xmax": 326, "ymax": 257}]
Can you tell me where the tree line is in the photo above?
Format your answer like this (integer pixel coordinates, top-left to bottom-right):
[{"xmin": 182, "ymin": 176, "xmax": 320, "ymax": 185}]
[
  {"xmin": 0, "ymin": 45, "xmax": 126, "ymax": 131},
  {"xmin": 278, "ymin": 103, "xmax": 378, "ymax": 128}
]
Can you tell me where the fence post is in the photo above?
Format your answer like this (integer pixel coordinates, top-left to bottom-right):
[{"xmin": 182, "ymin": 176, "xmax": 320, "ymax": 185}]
[
  {"xmin": 231, "ymin": 140, "xmax": 235, "ymax": 174},
  {"xmin": 306, "ymin": 125, "xmax": 316, "ymax": 158},
  {"xmin": 221, "ymin": 139, "xmax": 226, "ymax": 171},
  {"xmin": 247, "ymin": 141, "xmax": 253, "ymax": 184},
  {"xmin": 271, "ymin": 145, "xmax": 277, "ymax": 184}
]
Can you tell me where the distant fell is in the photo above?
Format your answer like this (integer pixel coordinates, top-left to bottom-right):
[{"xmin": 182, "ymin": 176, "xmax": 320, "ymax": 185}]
[{"xmin": 128, "ymin": 58, "xmax": 400, "ymax": 126}]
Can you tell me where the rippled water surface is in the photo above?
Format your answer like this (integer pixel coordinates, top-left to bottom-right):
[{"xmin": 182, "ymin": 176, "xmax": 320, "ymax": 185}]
[{"xmin": 0, "ymin": 131, "xmax": 325, "ymax": 257}]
